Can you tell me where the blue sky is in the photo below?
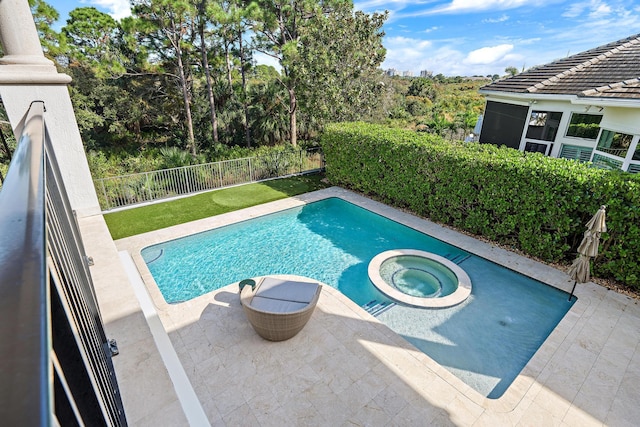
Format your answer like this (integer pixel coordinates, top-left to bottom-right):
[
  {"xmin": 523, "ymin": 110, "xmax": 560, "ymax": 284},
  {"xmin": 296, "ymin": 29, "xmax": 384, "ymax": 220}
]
[{"xmin": 48, "ymin": 0, "xmax": 640, "ymax": 76}]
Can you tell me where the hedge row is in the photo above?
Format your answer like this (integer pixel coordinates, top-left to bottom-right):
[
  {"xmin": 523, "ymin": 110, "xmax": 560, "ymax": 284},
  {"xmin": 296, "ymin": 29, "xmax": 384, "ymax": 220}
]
[{"xmin": 320, "ymin": 122, "xmax": 640, "ymax": 289}]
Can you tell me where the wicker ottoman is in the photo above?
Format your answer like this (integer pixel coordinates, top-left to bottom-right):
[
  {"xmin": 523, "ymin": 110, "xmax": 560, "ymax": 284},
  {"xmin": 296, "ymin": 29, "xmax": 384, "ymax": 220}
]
[{"xmin": 240, "ymin": 277, "xmax": 321, "ymax": 341}]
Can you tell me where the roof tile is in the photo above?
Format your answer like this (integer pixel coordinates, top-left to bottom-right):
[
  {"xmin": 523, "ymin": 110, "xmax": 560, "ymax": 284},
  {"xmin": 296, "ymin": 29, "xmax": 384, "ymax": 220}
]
[{"xmin": 481, "ymin": 33, "xmax": 640, "ymax": 99}]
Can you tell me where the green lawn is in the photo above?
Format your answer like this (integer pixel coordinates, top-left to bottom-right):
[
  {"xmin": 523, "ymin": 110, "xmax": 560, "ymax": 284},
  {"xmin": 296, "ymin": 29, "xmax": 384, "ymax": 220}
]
[{"xmin": 104, "ymin": 173, "xmax": 329, "ymax": 240}]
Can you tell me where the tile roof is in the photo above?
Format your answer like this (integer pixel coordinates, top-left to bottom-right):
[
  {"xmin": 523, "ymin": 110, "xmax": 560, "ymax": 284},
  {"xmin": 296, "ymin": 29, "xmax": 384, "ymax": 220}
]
[{"xmin": 481, "ymin": 33, "xmax": 640, "ymax": 99}]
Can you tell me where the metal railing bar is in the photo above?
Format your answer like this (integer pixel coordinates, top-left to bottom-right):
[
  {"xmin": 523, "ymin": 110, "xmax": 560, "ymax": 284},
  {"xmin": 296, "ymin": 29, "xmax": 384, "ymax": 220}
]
[
  {"xmin": 93, "ymin": 148, "xmax": 324, "ymax": 210},
  {"xmin": 0, "ymin": 101, "xmax": 49, "ymax": 426},
  {"xmin": 48, "ymin": 259, "xmax": 120, "ymax": 425},
  {"xmin": 51, "ymin": 350, "xmax": 86, "ymax": 426}
]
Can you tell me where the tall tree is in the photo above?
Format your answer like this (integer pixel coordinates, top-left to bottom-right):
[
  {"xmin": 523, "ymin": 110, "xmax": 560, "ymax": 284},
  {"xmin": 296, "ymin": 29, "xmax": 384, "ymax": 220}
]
[
  {"xmin": 63, "ymin": 7, "xmax": 126, "ymax": 76},
  {"xmin": 505, "ymin": 66, "xmax": 518, "ymax": 77},
  {"xmin": 297, "ymin": 7, "xmax": 387, "ymax": 125},
  {"xmin": 30, "ymin": 0, "xmax": 63, "ymax": 57},
  {"xmin": 196, "ymin": 0, "xmax": 219, "ymax": 143},
  {"xmin": 252, "ymin": 0, "xmax": 335, "ymax": 147},
  {"xmin": 209, "ymin": 0, "xmax": 257, "ymax": 147},
  {"xmin": 132, "ymin": 0, "xmax": 198, "ymax": 155}
]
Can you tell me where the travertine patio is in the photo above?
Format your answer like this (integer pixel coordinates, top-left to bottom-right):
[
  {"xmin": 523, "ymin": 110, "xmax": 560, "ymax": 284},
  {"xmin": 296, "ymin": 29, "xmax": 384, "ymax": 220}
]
[{"xmin": 81, "ymin": 188, "xmax": 640, "ymax": 426}]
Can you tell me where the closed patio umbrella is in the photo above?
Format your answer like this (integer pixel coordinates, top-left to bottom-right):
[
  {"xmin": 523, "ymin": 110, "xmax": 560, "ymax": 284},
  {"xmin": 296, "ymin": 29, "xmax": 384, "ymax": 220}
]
[{"xmin": 567, "ymin": 205, "xmax": 607, "ymax": 301}]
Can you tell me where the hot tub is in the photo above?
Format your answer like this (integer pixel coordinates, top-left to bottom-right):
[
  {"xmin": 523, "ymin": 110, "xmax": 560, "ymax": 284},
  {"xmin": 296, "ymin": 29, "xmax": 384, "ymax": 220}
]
[{"xmin": 368, "ymin": 249, "xmax": 472, "ymax": 308}]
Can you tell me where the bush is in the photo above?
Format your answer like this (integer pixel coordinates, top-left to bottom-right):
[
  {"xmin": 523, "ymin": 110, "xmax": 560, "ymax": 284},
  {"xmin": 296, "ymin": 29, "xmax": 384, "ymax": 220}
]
[{"xmin": 320, "ymin": 122, "xmax": 640, "ymax": 289}]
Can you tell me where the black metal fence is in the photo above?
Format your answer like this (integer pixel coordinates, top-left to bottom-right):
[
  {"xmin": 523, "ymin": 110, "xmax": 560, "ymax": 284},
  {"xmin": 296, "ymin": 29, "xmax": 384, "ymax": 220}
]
[{"xmin": 0, "ymin": 102, "xmax": 127, "ymax": 425}]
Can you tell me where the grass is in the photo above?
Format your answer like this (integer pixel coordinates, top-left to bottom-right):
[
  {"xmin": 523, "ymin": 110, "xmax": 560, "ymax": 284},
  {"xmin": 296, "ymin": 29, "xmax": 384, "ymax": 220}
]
[{"xmin": 104, "ymin": 173, "xmax": 329, "ymax": 240}]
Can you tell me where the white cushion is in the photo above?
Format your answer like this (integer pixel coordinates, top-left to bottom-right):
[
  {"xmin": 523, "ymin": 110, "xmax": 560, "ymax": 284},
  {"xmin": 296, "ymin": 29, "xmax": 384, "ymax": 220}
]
[
  {"xmin": 250, "ymin": 296, "xmax": 308, "ymax": 313},
  {"xmin": 255, "ymin": 278, "xmax": 319, "ymax": 303}
]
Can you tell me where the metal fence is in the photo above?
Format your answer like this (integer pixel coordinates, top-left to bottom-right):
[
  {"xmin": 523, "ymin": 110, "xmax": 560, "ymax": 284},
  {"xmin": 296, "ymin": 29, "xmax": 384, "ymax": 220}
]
[
  {"xmin": 0, "ymin": 102, "xmax": 127, "ymax": 425},
  {"xmin": 94, "ymin": 147, "xmax": 325, "ymax": 210}
]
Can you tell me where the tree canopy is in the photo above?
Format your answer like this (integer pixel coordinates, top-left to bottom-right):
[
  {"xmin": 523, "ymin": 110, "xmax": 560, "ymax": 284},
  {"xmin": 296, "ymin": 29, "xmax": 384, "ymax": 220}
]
[{"xmin": 33, "ymin": 0, "xmax": 388, "ymax": 153}]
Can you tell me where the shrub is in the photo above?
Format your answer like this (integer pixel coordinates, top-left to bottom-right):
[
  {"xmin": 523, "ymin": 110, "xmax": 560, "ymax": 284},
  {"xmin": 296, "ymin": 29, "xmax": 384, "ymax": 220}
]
[{"xmin": 320, "ymin": 122, "xmax": 640, "ymax": 289}]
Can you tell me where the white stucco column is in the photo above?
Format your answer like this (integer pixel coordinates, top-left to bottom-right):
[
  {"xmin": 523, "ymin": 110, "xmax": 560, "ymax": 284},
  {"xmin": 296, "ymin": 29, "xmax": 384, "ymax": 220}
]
[{"xmin": 0, "ymin": 0, "xmax": 101, "ymax": 216}]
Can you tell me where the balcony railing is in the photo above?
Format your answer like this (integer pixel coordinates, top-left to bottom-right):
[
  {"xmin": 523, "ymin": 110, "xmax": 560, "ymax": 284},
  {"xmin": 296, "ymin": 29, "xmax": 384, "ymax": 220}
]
[
  {"xmin": 0, "ymin": 102, "xmax": 127, "ymax": 425},
  {"xmin": 94, "ymin": 147, "xmax": 324, "ymax": 210}
]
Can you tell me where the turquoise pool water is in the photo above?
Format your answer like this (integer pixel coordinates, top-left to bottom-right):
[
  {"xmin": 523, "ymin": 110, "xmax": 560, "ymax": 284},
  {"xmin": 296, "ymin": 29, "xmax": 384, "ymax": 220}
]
[{"xmin": 142, "ymin": 197, "xmax": 574, "ymax": 398}]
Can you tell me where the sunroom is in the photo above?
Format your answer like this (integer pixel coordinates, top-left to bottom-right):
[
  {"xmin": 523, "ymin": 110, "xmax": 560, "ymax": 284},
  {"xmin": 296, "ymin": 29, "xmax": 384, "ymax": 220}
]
[{"xmin": 478, "ymin": 33, "xmax": 640, "ymax": 173}]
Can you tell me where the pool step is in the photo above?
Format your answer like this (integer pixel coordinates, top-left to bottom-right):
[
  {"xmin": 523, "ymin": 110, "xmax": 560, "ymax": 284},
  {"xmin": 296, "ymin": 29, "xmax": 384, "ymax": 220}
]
[
  {"xmin": 363, "ymin": 300, "xmax": 396, "ymax": 317},
  {"xmin": 445, "ymin": 253, "xmax": 471, "ymax": 264}
]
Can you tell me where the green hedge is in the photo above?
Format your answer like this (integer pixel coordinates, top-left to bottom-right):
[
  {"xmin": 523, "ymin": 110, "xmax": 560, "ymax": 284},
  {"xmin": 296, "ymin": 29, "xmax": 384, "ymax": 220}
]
[{"xmin": 320, "ymin": 122, "xmax": 640, "ymax": 289}]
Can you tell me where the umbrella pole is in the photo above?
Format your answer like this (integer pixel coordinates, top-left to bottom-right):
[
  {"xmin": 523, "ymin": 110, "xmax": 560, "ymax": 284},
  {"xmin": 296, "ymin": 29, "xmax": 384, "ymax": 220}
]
[{"xmin": 568, "ymin": 280, "xmax": 577, "ymax": 302}]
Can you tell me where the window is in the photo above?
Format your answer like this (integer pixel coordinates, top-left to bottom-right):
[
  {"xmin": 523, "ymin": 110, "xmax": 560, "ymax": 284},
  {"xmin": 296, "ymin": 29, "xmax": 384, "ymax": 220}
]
[
  {"xmin": 479, "ymin": 101, "xmax": 529, "ymax": 150},
  {"xmin": 596, "ymin": 130, "xmax": 633, "ymax": 158},
  {"xmin": 565, "ymin": 113, "xmax": 602, "ymax": 140},
  {"xmin": 591, "ymin": 153, "xmax": 623, "ymax": 170},
  {"xmin": 559, "ymin": 144, "xmax": 593, "ymax": 162},
  {"xmin": 524, "ymin": 141, "xmax": 549, "ymax": 154},
  {"xmin": 525, "ymin": 111, "xmax": 562, "ymax": 142}
]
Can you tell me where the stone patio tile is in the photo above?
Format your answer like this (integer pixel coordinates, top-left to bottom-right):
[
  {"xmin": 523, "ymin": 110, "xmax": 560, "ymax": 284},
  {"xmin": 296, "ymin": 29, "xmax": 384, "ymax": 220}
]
[
  {"xmin": 517, "ymin": 399, "xmax": 565, "ymax": 427},
  {"xmin": 100, "ymin": 188, "xmax": 640, "ymax": 426},
  {"xmin": 446, "ymin": 395, "xmax": 485, "ymax": 426},
  {"xmin": 562, "ymin": 404, "xmax": 604, "ymax": 427}
]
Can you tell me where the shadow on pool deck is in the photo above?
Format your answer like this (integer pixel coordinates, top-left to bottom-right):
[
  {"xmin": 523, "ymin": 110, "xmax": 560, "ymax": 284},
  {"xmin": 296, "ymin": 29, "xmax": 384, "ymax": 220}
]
[{"xmin": 96, "ymin": 187, "xmax": 640, "ymax": 426}]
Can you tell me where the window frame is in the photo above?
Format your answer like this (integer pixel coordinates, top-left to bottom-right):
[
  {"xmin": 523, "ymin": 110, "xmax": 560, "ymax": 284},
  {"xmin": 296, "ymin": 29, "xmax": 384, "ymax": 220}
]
[
  {"xmin": 591, "ymin": 128, "xmax": 640, "ymax": 172},
  {"xmin": 525, "ymin": 110, "xmax": 563, "ymax": 142},
  {"xmin": 564, "ymin": 112, "xmax": 603, "ymax": 140}
]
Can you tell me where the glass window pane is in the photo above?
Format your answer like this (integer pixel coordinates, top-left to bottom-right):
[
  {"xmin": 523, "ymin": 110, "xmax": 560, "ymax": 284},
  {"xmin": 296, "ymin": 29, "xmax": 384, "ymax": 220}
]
[
  {"xmin": 592, "ymin": 153, "xmax": 623, "ymax": 170},
  {"xmin": 596, "ymin": 130, "xmax": 633, "ymax": 158},
  {"xmin": 565, "ymin": 113, "xmax": 602, "ymax": 140},
  {"xmin": 633, "ymin": 144, "xmax": 640, "ymax": 161},
  {"xmin": 526, "ymin": 110, "xmax": 562, "ymax": 142},
  {"xmin": 559, "ymin": 144, "xmax": 593, "ymax": 162}
]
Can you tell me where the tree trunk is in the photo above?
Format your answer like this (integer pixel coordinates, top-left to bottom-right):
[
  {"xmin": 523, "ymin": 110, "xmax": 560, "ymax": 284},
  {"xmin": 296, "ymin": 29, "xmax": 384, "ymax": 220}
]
[
  {"xmin": 174, "ymin": 29, "xmax": 196, "ymax": 155},
  {"xmin": 238, "ymin": 30, "xmax": 251, "ymax": 147},
  {"xmin": 288, "ymin": 87, "xmax": 297, "ymax": 147},
  {"xmin": 224, "ymin": 42, "xmax": 233, "ymax": 90},
  {"xmin": 198, "ymin": 14, "xmax": 218, "ymax": 143}
]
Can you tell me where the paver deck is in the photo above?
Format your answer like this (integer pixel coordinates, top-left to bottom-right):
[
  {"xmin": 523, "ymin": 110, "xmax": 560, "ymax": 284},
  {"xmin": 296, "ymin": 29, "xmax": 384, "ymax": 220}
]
[{"xmin": 80, "ymin": 187, "xmax": 640, "ymax": 426}]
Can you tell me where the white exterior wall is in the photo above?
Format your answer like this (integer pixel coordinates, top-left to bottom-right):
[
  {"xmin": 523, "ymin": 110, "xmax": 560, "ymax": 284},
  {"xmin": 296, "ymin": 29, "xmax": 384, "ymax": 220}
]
[
  {"xmin": 484, "ymin": 94, "xmax": 640, "ymax": 162},
  {"xmin": 599, "ymin": 107, "xmax": 640, "ymax": 135},
  {"xmin": 0, "ymin": 0, "xmax": 101, "ymax": 217}
]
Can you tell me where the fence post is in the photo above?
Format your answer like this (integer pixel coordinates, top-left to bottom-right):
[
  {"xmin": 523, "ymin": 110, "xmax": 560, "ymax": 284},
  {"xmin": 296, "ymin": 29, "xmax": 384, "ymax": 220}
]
[
  {"xmin": 100, "ymin": 180, "xmax": 109, "ymax": 210},
  {"xmin": 249, "ymin": 157, "xmax": 254, "ymax": 182},
  {"xmin": 145, "ymin": 172, "xmax": 152, "ymax": 202},
  {"xmin": 183, "ymin": 167, "xmax": 191, "ymax": 194},
  {"xmin": 300, "ymin": 149, "xmax": 304, "ymax": 174}
]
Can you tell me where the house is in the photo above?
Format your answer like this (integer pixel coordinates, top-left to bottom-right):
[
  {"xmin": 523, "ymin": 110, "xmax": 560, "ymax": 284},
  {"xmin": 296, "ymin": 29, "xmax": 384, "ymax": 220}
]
[{"xmin": 478, "ymin": 33, "xmax": 640, "ymax": 173}]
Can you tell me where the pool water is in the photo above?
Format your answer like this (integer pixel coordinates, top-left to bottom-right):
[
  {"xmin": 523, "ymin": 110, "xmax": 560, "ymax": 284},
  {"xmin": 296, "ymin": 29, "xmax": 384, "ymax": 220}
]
[
  {"xmin": 142, "ymin": 197, "xmax": 574, "ymax": 398},
  {"xmin": 381, "ymin": 255, "xmax": 457, "ymax": 297}
]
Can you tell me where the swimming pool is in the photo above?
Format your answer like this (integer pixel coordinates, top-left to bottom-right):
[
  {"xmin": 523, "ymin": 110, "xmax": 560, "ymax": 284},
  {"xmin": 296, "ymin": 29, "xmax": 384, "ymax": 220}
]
[{"xmin": 141, "ymin": 197, "xmax": 574, "ymax": 398}]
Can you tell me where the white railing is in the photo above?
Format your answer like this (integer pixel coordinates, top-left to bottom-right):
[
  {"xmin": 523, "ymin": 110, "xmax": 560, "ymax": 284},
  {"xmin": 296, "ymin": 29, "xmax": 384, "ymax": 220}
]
[{"xmin": 94, "ymin": 147, "xmax": 324, "ymax": 210}]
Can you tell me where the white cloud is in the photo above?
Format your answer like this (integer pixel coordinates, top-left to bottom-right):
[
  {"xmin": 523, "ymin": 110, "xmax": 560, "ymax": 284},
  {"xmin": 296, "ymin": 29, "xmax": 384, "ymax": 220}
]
[
  {"xmin": 420, "ymin": 0, "xmax": 530, "ymax": 15},
  {"xmin": 381, "ymin": 34, "xmax": 532, "ymax": 76},
  {"xmin": 424, "ymin": 26, "xmax": 441, "ymax": 33},
  {"xmin": 464, "ymin": 44, "xmax": 513, "ymax": 64},
  {"xmin": 482, "ymin": 14, "xmax": 510, "ymax": 23},
  {"xmin": 590, "ymin": 3, "xmax": 612, "ymax": 17},
  {"xmin": 85, "ymin": 0, "xmax": 131, "ymax": 20},
  {"xmin": 562, "ymin": 1, "xmax": 613, "ymax": 19},
  {"xmin": 562, "ymin": 3, "xmax": 588, "ymax": 18}
]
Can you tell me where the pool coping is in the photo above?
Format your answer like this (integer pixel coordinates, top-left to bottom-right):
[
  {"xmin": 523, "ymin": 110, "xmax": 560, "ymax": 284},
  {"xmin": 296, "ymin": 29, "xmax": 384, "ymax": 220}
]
[
  {"xmin": 368, "ymin": 249, "xmax": 472, "ymax": 308},
  {"xmin": 114, "ymin": 186, "xmax": 596, "ymax": 413}
]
